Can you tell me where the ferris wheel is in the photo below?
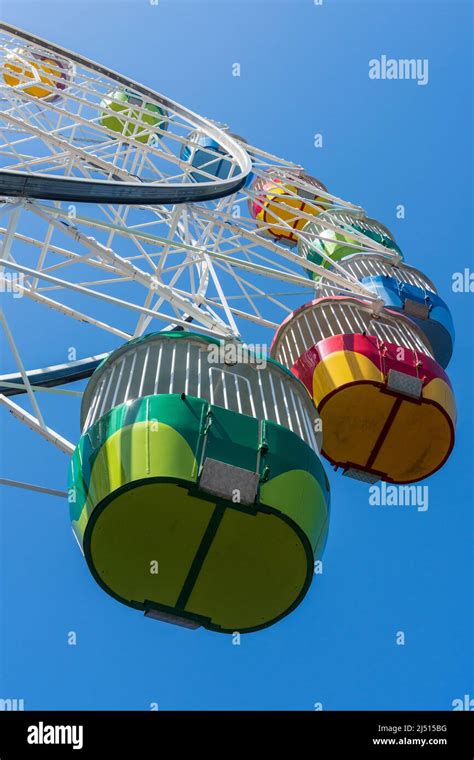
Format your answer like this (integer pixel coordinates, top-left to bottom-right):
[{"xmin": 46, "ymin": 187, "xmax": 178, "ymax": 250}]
[{"xmin": 0, "ymin": 24, "xmax": 456, "ymax": 634}]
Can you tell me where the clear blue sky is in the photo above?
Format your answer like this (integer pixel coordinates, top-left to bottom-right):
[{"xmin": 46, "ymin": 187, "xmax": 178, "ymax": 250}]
[{"xmin": 0, "ymin": 0, "xmax": 472, "ymax": 710}]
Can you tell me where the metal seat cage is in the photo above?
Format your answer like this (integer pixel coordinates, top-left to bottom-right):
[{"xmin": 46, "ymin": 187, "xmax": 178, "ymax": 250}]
[
  {"xmin": 80, "ymin": 334, "xmax": 322, "ymax": 454},
  {"xmin": 316, "ymin": 253, "xmax": 437, "ymax": 296},
  {"xmin": 272, "ymin": 297, "xmax": 435, "ymax": 369},
  {"xmin": 304, "ymin": 209, "xmax": 398, "ymax": 244}
]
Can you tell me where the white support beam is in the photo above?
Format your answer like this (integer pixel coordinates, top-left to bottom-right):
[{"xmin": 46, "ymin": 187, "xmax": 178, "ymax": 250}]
[
  {"xmin": 0, "ymin": 478, "xmax": 66, "ymax": 498},
  {"xmin": 0, "ymin": 307, "xmax": 46, "ymax": 428},
  {"xmin": 0, "ymin": 394, "xmax": 75, "ymax": 454},
  {"xmin": 0, "ymin": 259, "xmax": 230, "ymax": 338},
  {"xmin": 29, "ymin": 203, "xmax": 235, "ymax": 335}
]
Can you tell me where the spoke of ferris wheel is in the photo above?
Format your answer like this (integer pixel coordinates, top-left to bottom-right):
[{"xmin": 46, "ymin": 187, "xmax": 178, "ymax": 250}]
[
  {"xmin": 1, "ymin": 118, "xmax": 189, "ymax": 207},
  {"xmin": 181, "ymin": 205, "xmax": 313, "ymax": 286},
  {"xmin": 0, "ymin": 258, "xmax": 231, "ymax": 338},
  {"xmin": 3, "ymin": 208, "xmax": 382, "ymax": 330},
  {"xmin": 37, "ymin": 276, "xmax": 133, "ymax": 292},
  {"xmin": 0, "ymin": 380, "xmax": 83, "ymax": 396},
  {"xmin": 216, "ymin": 264, "xmax": 265, "ymax": 322},
  {"xmin": 0, "ymin": 111, "xmax": 78, "ymax": 171},
  {"xmin": 1, "ymin": 90, "xmax": 175, "ymax": 170},
  {"xmin": 196, "ymin": 207, "xmax": 398, "ymax": 284},
  {"xmin": 191, "ymin": 199, "xmax": 397, "ymax": 264},
  {"xmin": 31, "ymin": 210, "xmax": 55, "ymax": 290},
  {"xmin": 101, "ymin": 204, "xmax": 134, "ymax": 250},
  {"xmin": 13, "ymin": 200, "xmax": 376, "ymax": 307},
  {"xmin": 132, "ymin": 290, "xmax": 157, "ymax": 338},
  {"xmin": 198, "ymin": 197, "xmax": 275, "ymax": 321},
  {"xmin": 28, "ymin": 200, "xmax": 169, "ymax": 244},
  {"xmin": 30, "ymin": 266, "xmax": 290, "ymax": 330},
  {"xmin": 0, "ymin": 393, "xmax": 74, "ymax": 454},
  {"xmin": 0, "ymin": 226, "xmax": 129, "ymax": 284},
  {"xmin": 146, "ymin": 274, "xmax": 278, "ymax": 329},
  {"xmin": 203, "ymin": 225, "xmax": 394, "ymax": 288},
  {"xmin": 1, "ymin": 111, "xmax": 156, "ymax": 182},
  {"xmin": 186, "ymin": 195, "xmax": 237, "ymax": 302},
  {"xmin": 180, "ymin": 293, "xmax": 278, "ymax": 330},
  {"xmin": 234, "ymin": 142, "xmax": 302, "ymax": 172},
  {"xmin": 3, "ymin": 278, "xmax": 132, "ymax": 340},
  {"xmin": 20, "ymin": 251, "xmax": 298, "ymax": 334},
  {"xmin": 209, "ymin": 252, "xmax": 316, "ymax": 290},
  {"xmin": 0, "ymin": 307, "xmax": 47, "ymax": 428},
  {"xmin": 174, "ymin": 264, "xmax": 310, "ymax": 311},
  {"xmin": 129, "ymin": 201, "xmax": 216, "ymax": 337},
  {"xmin": 152, "ymin": 208, "xmax": 190, "ymax": 284},
  {"xmin": 0, "ymin": 128, "xmax": 32, "ymax": 172},
  {"xmin": 195, "ymin": 195, "xmax": 237, "ymax": 251},
  {"xmin": 99, "ymin": 202, "xmax": 159, "ymax": 272},
  {"xmin": 5, "ymin": 197, "xmax": 377, "ymax": 310},
  {"xmin": 188, "ymin": 209, "xmax": 379, "ymax": 301},
  {"xmin": 167, "ymin": 261, "xmax": 311, "ymax": 325},
  {"xmin": 177, "ymin": 207, "xmax": 192, "ymax": 248},
  {"xmin": 28, "ymin": 201, "xmax": 184, "ymax": 267},
  {"xmin": 36, "ymin": 224, "xmax": 163, "ymax": 281},
  {"xmin": 201, "ymin": 253, "xmax": 240, "ymax": 336},
  {"xmin": 0, "ymin": 202, "xmax": 21, "ymax": 265},
  {"xmin": 190, "ymin": 197, "xmax": 258, "ymax": 314},
  {"xmin": 10, "ymin": 200, "xmax": 220, "ymax": 336},
  {"xmin": 215, "ymin": 255, "xmax": 316, "ymax": 319},
  {"xmin": 133, "ymin": 246, "xmax": 214, "ymax": 337},
  {"xmin": 183, "ymin": 212, "xmax": 306, "ymax": 281},
  {"xmin": 209, "ymin": 291, "xmax": 312, "ymax": 301},
  {"xmin": 0, "ymin": 478, "xmax": 67, "ymax": 498},
  {"xmin": 103, "ymin": 207, "xmax": 176, "ymax": 244},
  {"xmin": 0, "ymin": 216, "xmax": 202, "ymax": 292},
  {"xmin": 0, "ymin": 70, "xmax": 233, "ymax": 179},
  {"xmin": 28, "ymin": 202, "xmax": 233, "ymax": 333}
]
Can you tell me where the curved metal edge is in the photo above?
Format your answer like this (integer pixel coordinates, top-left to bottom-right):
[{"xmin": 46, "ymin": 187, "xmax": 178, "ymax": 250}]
[
  {"xmin": 0, "ymin": 354, "xmax": 108, "ymax": 396},
  {"xmin": 0, "ymin": 23, "xmax": 252, "ymax": 204},
  {"xmin": 0, "ymin": 171, "xmax": 247, "ymax": 205}
]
